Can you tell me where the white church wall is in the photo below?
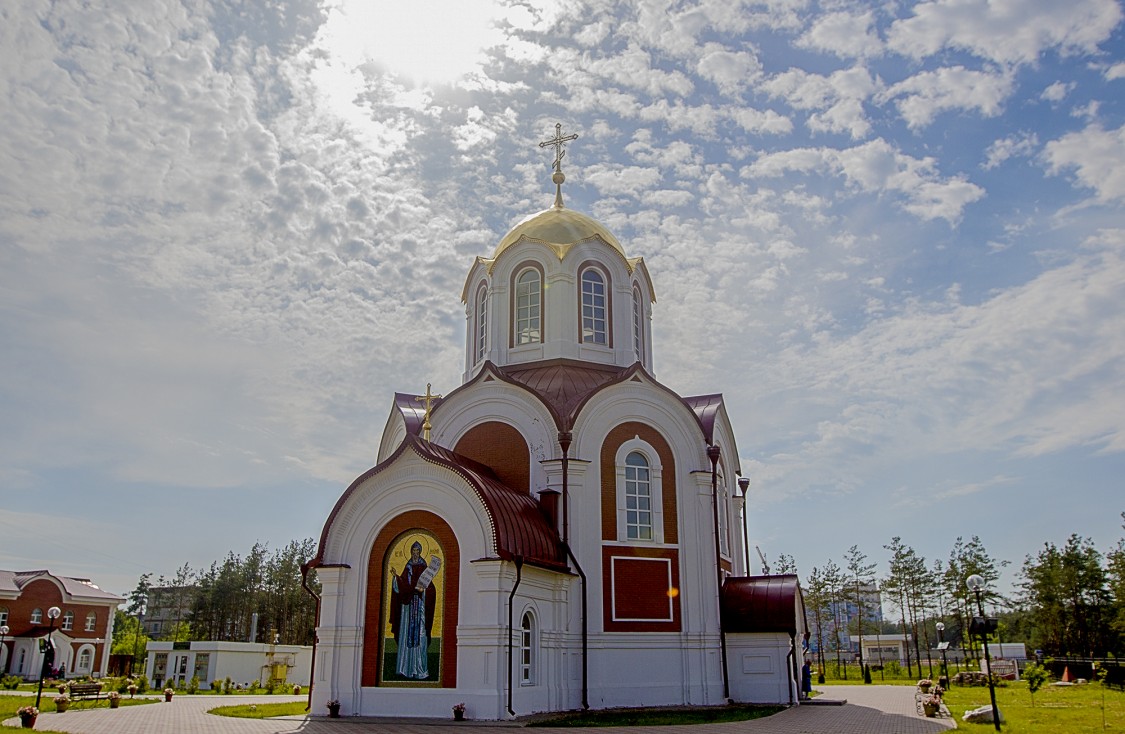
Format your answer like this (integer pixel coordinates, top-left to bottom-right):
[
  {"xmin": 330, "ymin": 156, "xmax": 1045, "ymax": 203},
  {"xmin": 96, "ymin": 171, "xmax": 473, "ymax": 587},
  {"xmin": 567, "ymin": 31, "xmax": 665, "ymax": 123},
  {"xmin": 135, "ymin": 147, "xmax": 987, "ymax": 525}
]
[
  {"xmin": 726, "ymin": 633, "xmax": 797, "ymax": 705},
  {"xmin": 432, "ymin": 381, "xmax": 558, "ymax": 490}
]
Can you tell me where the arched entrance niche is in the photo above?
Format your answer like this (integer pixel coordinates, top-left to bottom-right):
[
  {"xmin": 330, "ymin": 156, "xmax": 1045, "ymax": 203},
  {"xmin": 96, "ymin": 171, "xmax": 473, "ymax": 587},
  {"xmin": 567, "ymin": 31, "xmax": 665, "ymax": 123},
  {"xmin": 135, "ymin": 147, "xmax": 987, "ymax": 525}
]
[{"xmin": 363, "ymin": 510, "xmax": 460, "ymax": 688}]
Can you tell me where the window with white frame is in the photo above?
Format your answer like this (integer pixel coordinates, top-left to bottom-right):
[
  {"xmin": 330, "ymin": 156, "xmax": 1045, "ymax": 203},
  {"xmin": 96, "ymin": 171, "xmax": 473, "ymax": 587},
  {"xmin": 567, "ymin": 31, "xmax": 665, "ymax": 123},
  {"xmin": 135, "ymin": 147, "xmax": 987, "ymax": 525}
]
[
  {"xmin": 62, "ymin": 611, "xmax": 74, "ymax": 630},
  {"xmin": 31, "ymin": 608, "xmax": 42, "ymax": 624},
  {"xmin": 0, "ymin": 607, "xmax": 7, "ymax": 627},
  {"xmin": 514, "ymin": 268, "xmax": 541, "ymax": 345},
  {"xmin": 632, "ymin": 285, "xmax": 643, "ymax": 362},
  {"xmin": 85, "ymin": 611, "xmax": 97, "ymax": 632},
  {"xmin": 581, "ymin": 268, "xmax": 607, "ymax": 344},
  {"xmin": 77, "ymin": 646, "xmax": 93, "ymax": 672},
  {"xmin": 475, "ymin": 283, "xmax": 488, "ymax": 362},
  {"xmin": 520, "ymin": 611, "xmax": 535, "ymax": 685},
  {"xmin": 615, "ymin": 437, "xmax": 664, "ymax": 543}
]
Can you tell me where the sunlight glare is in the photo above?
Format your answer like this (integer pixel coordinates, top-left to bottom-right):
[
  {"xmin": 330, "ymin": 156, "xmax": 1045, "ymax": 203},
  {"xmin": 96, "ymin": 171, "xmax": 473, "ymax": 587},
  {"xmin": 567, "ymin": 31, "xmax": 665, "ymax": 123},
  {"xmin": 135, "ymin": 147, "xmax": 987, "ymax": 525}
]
[{"xmin": 330, "ymin": 0, "xmax": 507, "ymax": 86}]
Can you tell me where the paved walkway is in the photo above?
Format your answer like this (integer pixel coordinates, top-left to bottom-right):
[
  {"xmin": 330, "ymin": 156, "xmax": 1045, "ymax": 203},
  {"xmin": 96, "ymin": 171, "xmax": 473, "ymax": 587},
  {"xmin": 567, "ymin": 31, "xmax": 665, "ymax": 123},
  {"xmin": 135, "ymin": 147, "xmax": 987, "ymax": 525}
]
[{"xmin": 4, "ymin": 687, "xmax": 955, "ymax": 734}]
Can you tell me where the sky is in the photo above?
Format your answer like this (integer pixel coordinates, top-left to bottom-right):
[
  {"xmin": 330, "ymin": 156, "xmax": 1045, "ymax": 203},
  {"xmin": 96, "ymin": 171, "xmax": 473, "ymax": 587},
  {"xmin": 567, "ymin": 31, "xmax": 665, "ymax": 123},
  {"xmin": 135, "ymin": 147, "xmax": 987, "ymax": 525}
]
[{"xmin": 2, "ymin": 0, "xmax": 1124, "ymax": 605}]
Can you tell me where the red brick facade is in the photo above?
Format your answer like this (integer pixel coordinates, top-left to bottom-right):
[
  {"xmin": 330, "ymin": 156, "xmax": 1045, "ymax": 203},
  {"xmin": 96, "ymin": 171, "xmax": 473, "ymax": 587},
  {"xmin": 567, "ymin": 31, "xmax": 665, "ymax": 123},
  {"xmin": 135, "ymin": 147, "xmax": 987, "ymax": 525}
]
[
  {"xmin": 0, "ymin": 572, "xmax": 120, "ymax": 678},
  {"xmin": 453, "ymin": 421, "xmax": 530, "ymax": 492}
]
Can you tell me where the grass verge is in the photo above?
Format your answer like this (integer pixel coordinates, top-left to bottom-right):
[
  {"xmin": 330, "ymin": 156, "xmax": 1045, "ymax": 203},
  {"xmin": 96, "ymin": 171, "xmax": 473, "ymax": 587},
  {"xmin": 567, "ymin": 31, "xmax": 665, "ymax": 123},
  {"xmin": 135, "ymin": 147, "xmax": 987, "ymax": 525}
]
[{"xmin": 210, "ymin": 701, "xmax": 310, "ymax": 718}]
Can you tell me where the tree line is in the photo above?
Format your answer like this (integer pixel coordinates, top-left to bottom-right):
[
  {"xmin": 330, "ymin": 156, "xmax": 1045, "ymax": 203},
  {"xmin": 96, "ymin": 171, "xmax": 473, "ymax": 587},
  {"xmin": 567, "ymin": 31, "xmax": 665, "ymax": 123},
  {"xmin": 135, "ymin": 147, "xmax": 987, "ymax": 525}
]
[
  {"xmin": 797, "ymin": 513, "xmax": 1125, "ymax": 677},
  {"xmin": 123, "ymin": 539, "xmax": 320, "ymax": 649}
]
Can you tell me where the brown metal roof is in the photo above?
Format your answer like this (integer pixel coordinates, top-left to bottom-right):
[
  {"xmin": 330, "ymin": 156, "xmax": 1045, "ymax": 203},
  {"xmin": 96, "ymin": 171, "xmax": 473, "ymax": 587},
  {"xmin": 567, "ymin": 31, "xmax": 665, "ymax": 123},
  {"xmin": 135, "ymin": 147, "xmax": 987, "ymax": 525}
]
[
  {"xmin": 316, "ymin": 435, "xmax": 565, "ymax": 571},
  {"xmin": 398, "ymin": 360, "xmax": 718, "ymax": 440},
  {"xmin": 721, "ymin": 574, "xmax": 807, "ymax": 635},
  {"xmin": 681, "ymin": 393, "xmax": 724, "ymax": 444}
]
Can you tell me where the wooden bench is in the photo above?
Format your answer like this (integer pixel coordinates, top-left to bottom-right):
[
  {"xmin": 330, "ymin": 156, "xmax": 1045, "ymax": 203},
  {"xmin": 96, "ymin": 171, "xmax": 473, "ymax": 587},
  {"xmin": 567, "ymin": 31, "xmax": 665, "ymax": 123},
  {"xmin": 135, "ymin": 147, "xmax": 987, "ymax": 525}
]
[{"xmin": 67, "ymin": 682, "xmax": 103, "ymax": 701}]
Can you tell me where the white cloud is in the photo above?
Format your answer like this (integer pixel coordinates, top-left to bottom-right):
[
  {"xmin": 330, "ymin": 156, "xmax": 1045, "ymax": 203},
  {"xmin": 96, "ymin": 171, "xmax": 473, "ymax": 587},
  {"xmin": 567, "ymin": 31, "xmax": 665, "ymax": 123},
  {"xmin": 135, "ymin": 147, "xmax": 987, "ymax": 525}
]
[
  {"xmin": 584, "ymin": 164, "xmax": 663, "ymax": 198},
  {"xmin": 798, "ymin": 10, "xmax": 883, "ymax": 58},
  {"xmin": 745, "ymin": 139, "xmax": 985, "ymax": 223},
  {"xmin": 1106, "ymin": 62, "xmax": 1125, "ymax": 80},
  {"xmin": 886, "ymin": 0, "xmax": 1123, "ymax": 65},
  {"xmin": 983, "ymin": 132, "xmax": 1039, "ymax": 170},
  {"xmin": 696, "ymin": 42, "xmax": 763, "ymax": 97},
  {"xmin": 1041, "ymin": 81, "xmax": 1075, "ymax": 102},
  {"xmin": 880, "ymin": 66, "xmax": 1013, "ymax": 129},
  {"xmin": 1043, "ymin": 123, "xmax": 1125, "ymax": 202},
  {"xmin": 762, "ymin": 66, "xmax": 877, "ymax": 138}
]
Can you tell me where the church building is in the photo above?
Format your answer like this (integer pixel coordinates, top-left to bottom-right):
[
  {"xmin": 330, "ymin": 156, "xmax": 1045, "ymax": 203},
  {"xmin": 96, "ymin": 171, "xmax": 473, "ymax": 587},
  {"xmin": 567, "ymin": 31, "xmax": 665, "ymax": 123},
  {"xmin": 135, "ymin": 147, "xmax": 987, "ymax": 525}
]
[{"xmin": 307, "ymin": 126, "xmax": 807, "ymax": 719}]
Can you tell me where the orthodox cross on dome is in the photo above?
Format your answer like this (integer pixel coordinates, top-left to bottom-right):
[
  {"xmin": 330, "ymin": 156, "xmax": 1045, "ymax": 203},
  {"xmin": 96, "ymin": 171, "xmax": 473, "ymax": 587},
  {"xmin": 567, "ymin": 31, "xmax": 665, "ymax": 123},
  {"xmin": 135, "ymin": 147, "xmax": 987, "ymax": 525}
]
[
  {"xmin": 538, "ymin": 122, "xmax": 578, "ymax": 208},
  {"xmin": 415, "ymin": 383, "xmax": 443, "ymax": 441}
]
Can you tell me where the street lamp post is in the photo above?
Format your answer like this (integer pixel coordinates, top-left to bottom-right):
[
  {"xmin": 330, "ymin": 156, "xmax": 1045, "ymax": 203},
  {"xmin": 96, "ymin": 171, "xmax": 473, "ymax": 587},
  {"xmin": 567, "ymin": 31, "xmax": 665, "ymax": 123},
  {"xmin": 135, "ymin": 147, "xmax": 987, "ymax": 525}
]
[
  {"xmin": 967, "ymin": 575, "xmax": 1001, "ymax": 731},
  {"xmin": 936, "ymin": 621, "xmax": 950, "ymax": 686},
  {"xmin": 0, "ymin": 624, "xmax": 9, "ymax": 675},
  {"xmin": 35, "ymin": 606, "xmax": 62, "ymax": 709}
]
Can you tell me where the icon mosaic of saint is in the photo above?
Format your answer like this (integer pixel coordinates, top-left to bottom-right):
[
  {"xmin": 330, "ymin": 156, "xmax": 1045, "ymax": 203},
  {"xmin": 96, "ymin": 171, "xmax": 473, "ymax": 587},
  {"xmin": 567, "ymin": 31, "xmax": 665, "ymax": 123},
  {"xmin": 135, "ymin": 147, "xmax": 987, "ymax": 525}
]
[{"xmin": 383, "ymin": 532, "xmax": 443, "ymax": 682}]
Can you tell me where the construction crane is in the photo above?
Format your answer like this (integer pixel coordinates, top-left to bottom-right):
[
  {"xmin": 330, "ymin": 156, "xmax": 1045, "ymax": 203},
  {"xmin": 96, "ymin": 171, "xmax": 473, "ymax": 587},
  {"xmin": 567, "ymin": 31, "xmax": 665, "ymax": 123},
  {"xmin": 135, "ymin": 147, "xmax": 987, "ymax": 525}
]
[{"xmin": 755, "ymin": 545, "xmax": 771, "ymax": 575}]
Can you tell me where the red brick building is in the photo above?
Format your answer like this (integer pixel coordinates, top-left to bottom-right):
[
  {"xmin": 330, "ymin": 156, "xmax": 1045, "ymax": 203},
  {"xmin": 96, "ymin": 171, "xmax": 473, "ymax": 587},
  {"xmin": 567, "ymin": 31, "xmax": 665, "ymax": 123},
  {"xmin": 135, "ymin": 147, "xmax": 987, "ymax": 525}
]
[{"xmin": 0, "ymin": 569, "xmax": 122, "ymax": 680}]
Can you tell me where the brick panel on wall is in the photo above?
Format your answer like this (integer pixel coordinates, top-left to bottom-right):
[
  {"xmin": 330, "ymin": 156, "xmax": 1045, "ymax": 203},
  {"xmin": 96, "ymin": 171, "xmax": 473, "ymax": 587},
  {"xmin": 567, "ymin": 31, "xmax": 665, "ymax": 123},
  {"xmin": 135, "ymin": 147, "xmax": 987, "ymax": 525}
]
[
  {"xmin": 599, "ymin": 421, "xmax": 678, "ymax": 544},
  {"xmin": 454, "ymin": 421, "xmax": 530, "ymax": 492},
  {"xmin": 601, "ymin": 546, "xmax": 682, "ymax": 633}
]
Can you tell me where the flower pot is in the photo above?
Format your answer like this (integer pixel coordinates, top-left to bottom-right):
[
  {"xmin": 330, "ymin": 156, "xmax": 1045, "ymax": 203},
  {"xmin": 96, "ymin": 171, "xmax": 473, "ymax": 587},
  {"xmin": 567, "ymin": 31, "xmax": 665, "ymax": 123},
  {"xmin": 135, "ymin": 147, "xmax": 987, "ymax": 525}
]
[
  {"xmin": 164, "ymin": 693, "xmax": 173, "ymax": 702},
  {"xmin": 110, "ymin": 698, "xmax": 121, "ymax": 709},
  {"xmin": 19, "ymin": 714, "xmax": 36, "ymax": 729},
  {"xmin": 454, "ymin": 710, "xmax": 465, "ymax": 721},
  {"xmin": 328, "ymin": 703, "xmax": 341, "ymax": 718},
  {"xmin": 55, "ymin": 702, "xmax": 68, "ymax": 713},
  {"xmin": 923, "ymin": 703, "xmax": 938, "ymax": 717}
]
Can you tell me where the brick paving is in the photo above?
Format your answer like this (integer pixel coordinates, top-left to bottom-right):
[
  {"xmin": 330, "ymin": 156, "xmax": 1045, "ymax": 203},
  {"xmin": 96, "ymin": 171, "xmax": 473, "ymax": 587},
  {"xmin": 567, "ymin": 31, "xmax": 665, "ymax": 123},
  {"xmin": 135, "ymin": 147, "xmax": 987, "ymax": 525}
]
[{"xmin": 4, "ymin": 686, "xmax": 955, "ymax": 733}]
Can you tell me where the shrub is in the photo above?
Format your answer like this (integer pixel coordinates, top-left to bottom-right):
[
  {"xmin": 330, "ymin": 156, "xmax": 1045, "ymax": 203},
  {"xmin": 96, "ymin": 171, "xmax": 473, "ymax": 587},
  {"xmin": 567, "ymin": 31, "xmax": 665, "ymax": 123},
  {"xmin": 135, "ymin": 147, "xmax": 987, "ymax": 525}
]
[
  {"xmin": 211, "ymin": 679, "xmax": 222, "ymax": 692},
  {"xmin": 2, "ymin": 675, "xmax": 21, "ymax": 690},
  {"xmin": 224, "ymin": 676, "xmax": 233, "ymax": 694},
  {"xmin": 188, "ymin": 675, "xmax": 200, "ymax": 694},
  {"xmin": 248, "ymin": 679, "xmax": 260, "ymax": 693}
]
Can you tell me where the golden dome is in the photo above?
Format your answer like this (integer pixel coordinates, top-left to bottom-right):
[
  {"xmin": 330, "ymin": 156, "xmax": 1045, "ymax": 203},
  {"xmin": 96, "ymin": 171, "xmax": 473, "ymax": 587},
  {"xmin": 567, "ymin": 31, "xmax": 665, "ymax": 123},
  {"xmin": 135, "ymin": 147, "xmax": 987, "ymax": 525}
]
[{"xmin": 491, "ymin": 206, "xmax": 626, "ymax": 267}]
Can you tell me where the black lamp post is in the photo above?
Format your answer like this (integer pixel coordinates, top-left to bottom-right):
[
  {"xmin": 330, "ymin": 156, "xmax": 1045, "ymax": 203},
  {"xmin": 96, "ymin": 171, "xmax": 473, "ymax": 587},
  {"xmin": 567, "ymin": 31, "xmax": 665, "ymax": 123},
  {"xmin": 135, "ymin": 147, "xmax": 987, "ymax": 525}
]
[
  {"xmin": 967, "ymin": 575, "xmax": 1001, "ymax": 731},
  {"xmin": 0, "ymin": 624, "xmax": 9, "ymax": 675},
  {"xmin": 35, "ymin": 606, "xmax": 62, "ymax": 709},
  {"xmin": 936, "ymin": 621, "xmax": 950, "ymax": 686}
]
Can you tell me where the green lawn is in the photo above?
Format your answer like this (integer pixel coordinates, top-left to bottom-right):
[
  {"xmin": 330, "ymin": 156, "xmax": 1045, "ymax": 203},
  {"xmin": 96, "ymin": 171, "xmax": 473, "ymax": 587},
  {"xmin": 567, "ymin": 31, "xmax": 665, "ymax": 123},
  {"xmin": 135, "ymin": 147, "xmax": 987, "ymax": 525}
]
[
  {"xmin": 1, "ymin": 691, "xmax": 159, "ymax": 730},
  {"xmin": 209, "ymin": 701, "xmax": 311, "ymax": 718},
  {"xmin": 941, "ymin": 681, "xmax": 1124, "ymax": 732}
]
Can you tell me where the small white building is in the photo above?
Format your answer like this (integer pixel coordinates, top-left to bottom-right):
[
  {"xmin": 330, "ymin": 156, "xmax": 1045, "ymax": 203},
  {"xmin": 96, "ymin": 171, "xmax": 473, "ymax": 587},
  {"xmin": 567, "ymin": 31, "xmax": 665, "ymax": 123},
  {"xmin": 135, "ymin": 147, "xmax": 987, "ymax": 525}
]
[
  {"xmin": 146, "ymin": 641, "xmax": 312, "ymax": 689},
  {"xmin": 849, "ymin": 635, "xmax": 913, "ymax": 665}
]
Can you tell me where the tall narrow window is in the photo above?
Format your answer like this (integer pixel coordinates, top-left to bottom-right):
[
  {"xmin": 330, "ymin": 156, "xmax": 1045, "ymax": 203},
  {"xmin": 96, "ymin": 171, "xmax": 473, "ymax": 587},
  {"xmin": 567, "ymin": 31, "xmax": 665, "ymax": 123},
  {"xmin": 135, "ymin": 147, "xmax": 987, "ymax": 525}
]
[
  {"xmin": 718, "ymin": 487, "xmax": 730, "ymax": 556},
  {"xmin": 520, "ymin": 612, "xmax": 535, "ymax": 685},
  {"xmin": 475, "ymin": 284, "xmax": 488, "ymax": 362},
  {"xmin": 515, "ymin": 269, "xmax": 541, "ymax": 345},
  {"xmin": 78, "ymin": 648, "xmax": 92, "ymax": 672},
  {"xmin": 31, "ymin": 608, "xmax": 42, "ymax": 624},
  {"xmin": 624, "ymin": 451, "xmax": 652, "ymax": 540},
  {"xmin": 0, "ymin": 607, "xmax": 7, "ymax": 627},
  {"xmin": 632, "ymin": 286, "xmax": 643, "ymax": 362},
  {"xmin": 62, "ymin": 611, "xmax": 74, "ymax": 631},
  {"xmin": 85, "ymin": 611, "xmax": 97, "ymax": 632},
  {"xmin": 581, "ymin": 269, "xmax": 607, "ymax": 344}
]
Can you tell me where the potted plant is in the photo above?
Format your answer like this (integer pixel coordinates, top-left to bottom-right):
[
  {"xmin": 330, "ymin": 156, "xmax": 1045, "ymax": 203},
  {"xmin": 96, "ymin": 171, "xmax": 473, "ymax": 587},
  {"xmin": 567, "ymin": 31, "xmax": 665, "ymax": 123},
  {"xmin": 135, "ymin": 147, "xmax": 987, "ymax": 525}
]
[
  {"xmin": 16, "ymin": 705, "xmax": 38, "ymax": 728},
  {"xmin": 453, "ymin": 702, "xmax": 466, "ymax": 721},
  {"xmin": 56, "ymin": 683, "xmax": 67, "ymax": 695},
  {"xmin": 53, "ymin": 695, "xmax": 69, "ymax": 713},
  {"xmin": 917, "ymin": 678, "xmax": 933, "ymax": 693},
  {"xmin": 127, "ymin": 682, "xmax": 138, "ymax": 697},
  {"xmin": 108, "ymin": 691, "xmax": 122, "ymax": 709},
  {"xmin": 164, "ymin": 687, "xmax": 175, "ymax": 702},
  {"xmin": 326, "ymin": 699, "xmax": 341, "ymax": 718},
  {"xmin": 293, "ymin": 684, "xmax": 301, "ymax": 695},
  {"xmin": 921, "ymin": 692, "xmax": 942, "ymax": 717}
]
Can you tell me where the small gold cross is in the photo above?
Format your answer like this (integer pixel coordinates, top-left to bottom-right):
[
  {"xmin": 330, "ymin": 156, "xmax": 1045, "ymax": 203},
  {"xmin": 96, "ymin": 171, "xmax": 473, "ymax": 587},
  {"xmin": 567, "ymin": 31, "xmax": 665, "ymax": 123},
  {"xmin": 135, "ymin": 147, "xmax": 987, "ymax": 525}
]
[{"xmin": 415, "ymin": 383, "xmax": 443, "ymax": 441}]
